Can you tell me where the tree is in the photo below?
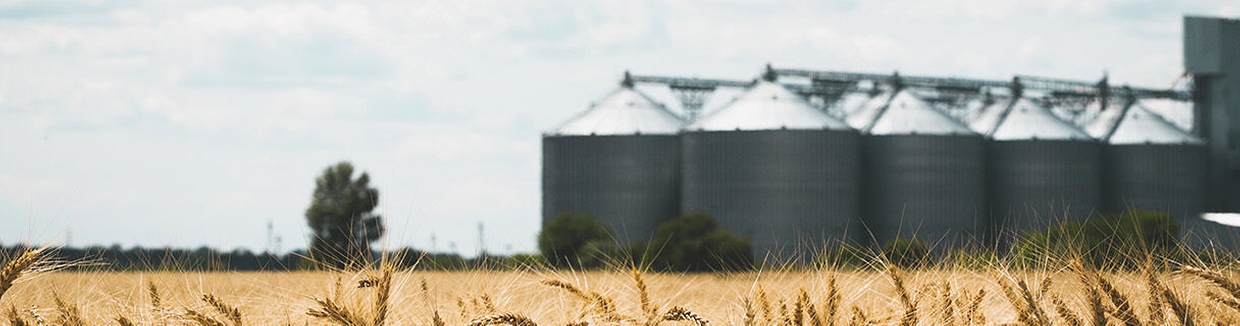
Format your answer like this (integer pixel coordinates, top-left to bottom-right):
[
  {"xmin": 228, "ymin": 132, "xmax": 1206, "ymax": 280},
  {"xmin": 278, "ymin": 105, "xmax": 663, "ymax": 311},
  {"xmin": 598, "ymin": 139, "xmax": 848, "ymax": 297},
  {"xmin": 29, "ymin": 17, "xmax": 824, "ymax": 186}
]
[
  {"xmin": 537, "ymin": 212, "xmax": 611, "ymax": 269},
  {"xmin": 305, "ymin": 162, "xmax": 385, "ymax": 269},
  {"xmin": 648, "ymin": 212, "xmax": 753, "ymax": 272}
]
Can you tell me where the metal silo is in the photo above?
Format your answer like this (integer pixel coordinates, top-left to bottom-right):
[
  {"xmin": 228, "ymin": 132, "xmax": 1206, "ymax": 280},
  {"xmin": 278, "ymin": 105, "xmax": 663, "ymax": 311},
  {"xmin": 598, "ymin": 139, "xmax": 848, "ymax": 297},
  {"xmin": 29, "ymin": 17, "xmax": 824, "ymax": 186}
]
[
  {"xmin": 862, "ymin": 90, "xmax": 987, "ymax": 250},
  {"xmin": 986, "ymin": 98, "xmax": 1102, "ymax": 238},
  {"xmin": 1097, "ymin": 101, "xmax": 1207, "ymax": 224},
  {"xmin": 542, "ymin": 85, "xmax": 685, "ymax": 243},
  {"xmin": 681, "ymin": 80, "xmax": 861, "ymax": 263}
]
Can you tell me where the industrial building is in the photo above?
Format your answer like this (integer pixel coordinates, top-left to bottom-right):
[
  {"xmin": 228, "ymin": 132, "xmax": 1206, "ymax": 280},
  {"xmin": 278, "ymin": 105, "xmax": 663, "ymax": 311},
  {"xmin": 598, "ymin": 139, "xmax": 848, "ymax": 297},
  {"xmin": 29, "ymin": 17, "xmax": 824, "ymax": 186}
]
[{"xmin": 542, "ymin": 16, "xmax": 1240, "ymax": 259}]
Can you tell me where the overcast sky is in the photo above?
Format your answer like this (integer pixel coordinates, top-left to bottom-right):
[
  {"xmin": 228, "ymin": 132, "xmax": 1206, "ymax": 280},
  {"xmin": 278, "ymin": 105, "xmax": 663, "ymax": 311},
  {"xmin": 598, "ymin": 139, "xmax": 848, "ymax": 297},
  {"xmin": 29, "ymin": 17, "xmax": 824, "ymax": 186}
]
[{"xmin": 0, "ymin": 0, "xmax": 1235, "ymax": 256}]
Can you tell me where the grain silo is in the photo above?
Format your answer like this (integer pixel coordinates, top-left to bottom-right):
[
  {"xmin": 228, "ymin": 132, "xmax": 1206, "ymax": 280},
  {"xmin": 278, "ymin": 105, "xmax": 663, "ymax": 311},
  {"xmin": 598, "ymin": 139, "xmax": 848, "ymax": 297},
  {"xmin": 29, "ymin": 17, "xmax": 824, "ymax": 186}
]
[
  {"xmin": 542, "ymin": 85, "xmax": 684, "ymax": 243},
  {"xmin": 862, "ymin": 90, "xmax": 987, "ymax": 249},
  {"xmin": 1098, "ymin": 101, "xmax": 1207, "ymax": 220},
  {"xmin": 681, "ymin": 80, "xmax": 861, "ymax": 263},
  {"xmin": 987, "ymin": 98, "xmax": 1102, "ymax": 238}
]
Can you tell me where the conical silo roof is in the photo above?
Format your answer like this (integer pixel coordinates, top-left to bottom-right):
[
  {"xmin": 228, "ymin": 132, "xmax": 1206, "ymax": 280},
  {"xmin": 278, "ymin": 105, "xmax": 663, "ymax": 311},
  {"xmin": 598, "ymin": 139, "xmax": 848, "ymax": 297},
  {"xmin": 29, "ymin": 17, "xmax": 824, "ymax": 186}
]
[
  {"xmin": 1107, "ymin": 104, "xmax": 1204, "ymax": 145},
  {"xmin": 991, "ymin": 98, "xmax": 1092, "ymax": 141},
  {"xmin": 967, "ymin": 99, "xmax": 1009, "ymax": 134},
  {"xmin": 687, "ymin": 81, "xmax": 851, "ymax": 131},
  {"xmin": 832, "ymin": 92, "xmax": 871, "ymax": 118},
  {"xmin": 868, "ymin": 91, "xmax": 976, "ymax": 135},
  {"xmin": 1082, "ymin": 100, "xmax": 1128, "ymax": 139},
  {"xmin": 846, "ymin": 90, "xmax": 895, "ymax": 129},
  {"xmin": 548, "ymin": 87, "xmax": 685, "ymax": 136}
]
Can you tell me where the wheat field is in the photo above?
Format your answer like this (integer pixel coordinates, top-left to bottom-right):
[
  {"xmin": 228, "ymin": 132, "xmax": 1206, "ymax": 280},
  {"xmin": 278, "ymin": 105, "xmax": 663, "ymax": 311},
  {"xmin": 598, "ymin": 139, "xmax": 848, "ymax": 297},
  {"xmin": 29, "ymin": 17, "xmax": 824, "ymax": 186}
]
[{"xmin": 3, "ymin": 248, "xmax": 1240, "ymax": 325}]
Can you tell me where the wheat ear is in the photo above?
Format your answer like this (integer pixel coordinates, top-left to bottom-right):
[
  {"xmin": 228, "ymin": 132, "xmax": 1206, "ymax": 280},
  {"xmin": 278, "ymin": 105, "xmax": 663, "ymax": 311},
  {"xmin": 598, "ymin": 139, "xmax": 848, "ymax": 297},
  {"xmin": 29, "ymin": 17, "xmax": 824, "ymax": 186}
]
[
  {"xmin": 52, "ymin": 291, "xmax": 84, "ymax": 326},
  {"xmin": 662, "ymin": 306, "xmax": 708, "ymax": 326},
  {"xmin": 467, "ymin": 313, "xmax": 537, "ymax": 326},
  {"xmin": 306, "ymin": 297, "xmax": 366, "ymax": 326},
  {"xmin": 885, "ymin": 267, "xmax": 917, "ymax": 326},
  {"xmin": 0, "ymin": 248, "xmax": 43, "ymax": 301},
  {"xmin": 1051, "ymin": 294, "xmax": 1082, "ymax": 326},
  {"xmin": 6, "ymin": 304, "xmax": 28, "ymax": 326}
]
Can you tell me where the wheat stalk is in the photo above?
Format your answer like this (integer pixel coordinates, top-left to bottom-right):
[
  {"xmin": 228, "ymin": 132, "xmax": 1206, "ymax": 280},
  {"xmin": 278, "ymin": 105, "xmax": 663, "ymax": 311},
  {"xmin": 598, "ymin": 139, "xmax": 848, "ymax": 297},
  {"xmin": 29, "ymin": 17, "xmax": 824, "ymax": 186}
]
[
  {"xmin": 116, "ymin": 315, "xmax": 136, "ymax": 326},
  {"xmin": 633, "ymin": 270, "xmax": 655, "ymax": 323},
  {"xmin": 884, "ymin": 267, "xmax": 917, "ymax": 326},
  {"xmin": 307, "ymin": 297, "xmax": 366, "ymax": 326},
  {"xmin": 848, "ymin": 305, "xmax": 867, "ymax": 326},
  {"xmin": 6, "ymin": 304, "xmax": 28, "ymax": 326},
  {"xmin": 742, "ymin": 297, "xmax": 756, "ymax": 326},
  {"xmin": 1093, "ymin": 273, "xmax": 1138, "ymax": 326},
  {"xmin": 52, "ymin": 291, "xmax": 84, "ymax": 326},
  {"xmin": 422, "ymin": 278, "xmax": 446, "ymax": 326},
  {"xmin": 938, "ymin": 281, "xmax": 955, "ymax": 325},
  {"xmin": 1051, "ymin": 294, "xmax": 1082, "ymax": 326},
  {"xmin": 467, "ymin": 313, "xmax": 537, "ymax": 326},
  {"xmin": 964, "ymin": 288, "xmax": 985, "ymax": 326},
  {"xmin": 185, "ymin": 309, "xmax": 227, "ymax": 326},
  {"xmin": 1071, "ymin": 263, "xmax": 1108, "ymax": 326},
  {"xmin": 200, "ymin": 294, "xmax": 243, "ymax": 326},
  {"xmin": 542, "ymin": 279, "xmax": 623, "ymax": 322},
  {"xmin": 825, "ymin": 274, "xmax": 840, "ymax": 326},
  {"xmin": 756, "ymin": 285, "xmax": 772, "ymax": 324},
  {"xmin": 996, "ymin": 275, "xmax": 1036, "ymax": 325},
  {"xmin": 0, "ymin": 248, "xmax": 43, "ymax": 301},
  {"xmin": 662, "ymin": 306, "xmax": 708, "ymax": 326},
  {"xmin": 1181, "ymin": 266, "xmax": 1240, "ymax": 301},
  {"xmin": 371, "ymin": 268, "xmax": 392, "ymax": 326},
  {"xmin": 799, "ymin": 288, "xmax": 821, "ymax": 326}
]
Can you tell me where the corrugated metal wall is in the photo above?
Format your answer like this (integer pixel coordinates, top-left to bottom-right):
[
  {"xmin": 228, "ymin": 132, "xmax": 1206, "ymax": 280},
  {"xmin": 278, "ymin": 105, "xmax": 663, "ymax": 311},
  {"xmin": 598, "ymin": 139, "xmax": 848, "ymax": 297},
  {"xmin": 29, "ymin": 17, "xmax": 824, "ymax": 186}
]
[
  {"xmin": 681, "ymin": 129, "xmax": 861, "ymax": 262},
  {"xmin": 542, "ymin": 135, "xmax": 681, "ymax": 243},
  {"xmin": 1103, "ymin": 144, "xmax": 1207, "ymax": 218},
  {"xmin": 863, "ymin": 134, "xmax": 987, "ymax": 248},
  {"xmin": 987, "ymin": 140, "xmax": 1102, "ymax": 237}
]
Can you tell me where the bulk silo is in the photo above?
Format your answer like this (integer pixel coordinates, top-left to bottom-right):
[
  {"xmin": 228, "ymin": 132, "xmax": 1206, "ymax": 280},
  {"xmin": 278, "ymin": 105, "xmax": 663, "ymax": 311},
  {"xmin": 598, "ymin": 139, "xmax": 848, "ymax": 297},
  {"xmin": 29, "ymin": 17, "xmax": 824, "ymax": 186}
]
[
  {"xmin": 542, "ymin": 85, "xmax": 685, "ymax": 243},
  {"xmin": 862, "ymin": 90, "xmax": 987, "ymax": 249},
  {"xmin": 681, "ymin": 81, "xmax": 861, "ymax": 263},
  {"xmin": 987, "ymin": 98, "xmax": 1102, "ymax": 238},
  {"xmin": 1098, "ymin": 102, "xmax": 1207, "ymax": 234}
]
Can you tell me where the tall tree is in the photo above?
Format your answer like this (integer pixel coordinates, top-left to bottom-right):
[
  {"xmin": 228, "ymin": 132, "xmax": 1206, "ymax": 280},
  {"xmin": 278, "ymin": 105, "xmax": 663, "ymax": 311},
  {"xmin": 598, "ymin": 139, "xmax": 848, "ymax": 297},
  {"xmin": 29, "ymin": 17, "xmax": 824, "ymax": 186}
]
[{"xmin": 305, "ymin": 162, "xmax": 385, "ymax": 269}]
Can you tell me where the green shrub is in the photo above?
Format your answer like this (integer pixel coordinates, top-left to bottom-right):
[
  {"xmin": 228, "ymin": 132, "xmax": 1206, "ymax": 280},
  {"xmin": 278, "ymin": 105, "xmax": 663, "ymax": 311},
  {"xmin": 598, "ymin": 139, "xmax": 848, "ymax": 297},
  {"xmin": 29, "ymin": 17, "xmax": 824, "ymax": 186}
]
[
  {"xmin": 880, "ymin": 238, "xmax": 929, "ymax": 269},
  {"xmin": 647, "ymin": 212, "xmax": 753, "ymax": 272},
  {"xmin": 816, "ymin": 243, "xmax": 874, "ymax": 270},
  {"xmin": 942, "ymin": 248, "xmax": 1000, "ymax": 270},
  {"xmin": 1012, "ymin": 209, "xmax": 1180, "ymax": 269},
  {"xmin": 537, "ymin": 212, "xmax": 611, "ymax": 269}
]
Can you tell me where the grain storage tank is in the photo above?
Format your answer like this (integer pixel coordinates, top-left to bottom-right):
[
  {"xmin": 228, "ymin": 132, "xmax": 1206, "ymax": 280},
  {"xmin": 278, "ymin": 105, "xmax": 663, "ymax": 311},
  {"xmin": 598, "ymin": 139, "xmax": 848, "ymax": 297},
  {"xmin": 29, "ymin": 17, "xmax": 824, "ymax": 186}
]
[
  {"xmin": 1098, "ymin": 101, "xmax": 1207, "ymax": 220},
  {"xmin": 542, "ymin": 85, "xmax": 684, "ymax": 243},
  {"xmin": 862, "ymin": 90, "xmax": 987, "ymax": 249},
  {"xmin": 987, "ymin": 98, "xmax": 1102, "ymax": 237},
  {"xmin": 681, "ymin": 80, "xmax": 861, "ymax": 263}
]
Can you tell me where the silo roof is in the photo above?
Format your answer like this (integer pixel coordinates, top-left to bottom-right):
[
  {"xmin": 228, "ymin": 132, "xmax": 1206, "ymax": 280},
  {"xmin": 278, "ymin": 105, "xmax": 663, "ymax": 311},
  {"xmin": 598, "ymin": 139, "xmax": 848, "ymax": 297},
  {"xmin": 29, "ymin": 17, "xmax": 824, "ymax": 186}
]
[
  {"xmin": 991, "ymin": 98, "xmax": 1093, "ymax": 141},
  {"xmin": 868, "ymin": 91, "xmax": 976, "ymax": 135},
  {"xmin": 687, "ymin": 81, "xmax": 851, "ymax": 131},
  {"xmin": 967, "ymin": 99, "xmax": 1008, "ymax": 135},
  {"xmin": 846, "ymin": 91, "xmax": 894, "ymax": 129},
  {"xmin": 548, "ymin": 87, "xmax": 685, "ymax": 136},
  {"xmin": 1107, "ymin": 104, "xmax": 1204, "ymax": 145}
]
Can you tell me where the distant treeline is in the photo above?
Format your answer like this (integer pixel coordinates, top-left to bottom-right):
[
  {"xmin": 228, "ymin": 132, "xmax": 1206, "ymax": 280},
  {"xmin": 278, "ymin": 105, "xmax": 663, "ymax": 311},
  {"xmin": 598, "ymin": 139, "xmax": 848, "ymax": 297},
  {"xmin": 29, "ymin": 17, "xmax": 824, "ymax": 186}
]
[{"xmin": 0, "ymin": 244, "xmax": 541, "ymax": 271}]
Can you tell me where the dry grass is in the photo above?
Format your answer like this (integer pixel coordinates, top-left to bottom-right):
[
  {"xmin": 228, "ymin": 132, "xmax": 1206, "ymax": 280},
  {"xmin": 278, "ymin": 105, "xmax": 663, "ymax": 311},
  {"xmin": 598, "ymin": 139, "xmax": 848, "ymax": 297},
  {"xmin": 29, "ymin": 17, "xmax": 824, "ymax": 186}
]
[{"xmin": 12, "ymin": 248, "xmax": 1240, "ymax": 325}]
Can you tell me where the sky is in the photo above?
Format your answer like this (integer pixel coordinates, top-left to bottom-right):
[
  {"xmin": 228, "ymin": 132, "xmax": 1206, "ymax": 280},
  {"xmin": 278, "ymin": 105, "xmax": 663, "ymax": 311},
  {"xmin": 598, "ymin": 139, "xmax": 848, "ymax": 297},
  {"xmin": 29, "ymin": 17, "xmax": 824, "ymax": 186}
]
[{"xmin": 0, "ymin": 0, "xmax": 1236, "ymax": 256}]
